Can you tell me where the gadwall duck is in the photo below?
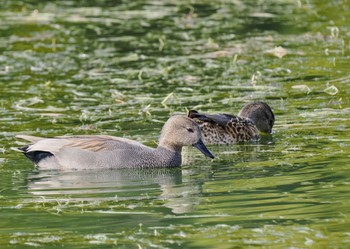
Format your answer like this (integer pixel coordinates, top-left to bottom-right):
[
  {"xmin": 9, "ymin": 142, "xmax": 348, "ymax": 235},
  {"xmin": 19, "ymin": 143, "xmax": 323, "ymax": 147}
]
[
  {"xmin": 16, "ymin": 115, "xmax": 214, "ymax": 170},
  {"xmin": 188, "ymin": 101, "xmax": 275, "ymax": 144}
]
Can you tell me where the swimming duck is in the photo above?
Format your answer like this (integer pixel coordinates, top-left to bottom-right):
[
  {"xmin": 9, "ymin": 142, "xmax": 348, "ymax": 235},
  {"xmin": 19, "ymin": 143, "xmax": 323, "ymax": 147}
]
[
  {"xmin": 16, "ymin": 115, "xmax": 214, "ymax": 170},
  {"xmin": 188, "ymin": 101, "xmax": 275, "ymax": 145}
]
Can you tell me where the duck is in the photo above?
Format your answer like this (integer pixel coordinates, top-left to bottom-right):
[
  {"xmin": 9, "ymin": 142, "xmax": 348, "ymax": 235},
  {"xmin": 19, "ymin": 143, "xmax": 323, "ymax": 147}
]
[
  {"xmin": 16, "ymin": 115, "xmax": 214, "ymax": 170},
  {"xmin": 188, "ymin": 101, "xmax": 275, "ymax": 145}
]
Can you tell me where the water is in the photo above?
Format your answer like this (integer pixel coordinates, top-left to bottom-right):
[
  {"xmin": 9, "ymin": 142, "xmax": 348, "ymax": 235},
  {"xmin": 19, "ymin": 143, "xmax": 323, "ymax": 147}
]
[{"xmin": 1, "ymin": 0, "xmax": 350, "ymax": 248}]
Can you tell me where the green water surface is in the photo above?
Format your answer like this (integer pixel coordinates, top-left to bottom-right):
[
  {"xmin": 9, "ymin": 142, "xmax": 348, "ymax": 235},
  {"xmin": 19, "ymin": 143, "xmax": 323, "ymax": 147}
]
[{"xmin": 1, "ymin": 0, "xmax": 350, "ymax": 248}]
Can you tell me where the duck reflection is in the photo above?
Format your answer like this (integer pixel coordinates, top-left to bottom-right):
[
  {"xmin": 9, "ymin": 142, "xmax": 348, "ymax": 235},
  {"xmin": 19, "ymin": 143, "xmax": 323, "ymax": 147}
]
[{"xmin": 27, "ymin": 167, "xmax": 203, "ymax": 214}]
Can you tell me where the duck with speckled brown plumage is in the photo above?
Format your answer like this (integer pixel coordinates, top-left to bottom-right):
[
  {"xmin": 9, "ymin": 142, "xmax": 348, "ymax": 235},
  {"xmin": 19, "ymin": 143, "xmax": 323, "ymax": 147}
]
[{"xmin": 188, "ymin": 102, "xmax": 275, "ymax": 145}]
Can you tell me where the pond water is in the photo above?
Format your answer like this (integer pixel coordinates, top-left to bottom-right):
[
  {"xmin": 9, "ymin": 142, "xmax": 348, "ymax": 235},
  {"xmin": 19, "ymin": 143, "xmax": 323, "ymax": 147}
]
[{"xmin": 1, "ymin": 0, "xmax": 350, "ymax": 248}]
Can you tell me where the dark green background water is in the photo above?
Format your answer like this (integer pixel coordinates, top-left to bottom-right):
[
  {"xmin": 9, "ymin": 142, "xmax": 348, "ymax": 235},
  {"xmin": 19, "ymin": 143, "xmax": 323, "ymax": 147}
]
[{"xmin": 1, "ymin": 0, "xmax": 350, "ymax": 248}]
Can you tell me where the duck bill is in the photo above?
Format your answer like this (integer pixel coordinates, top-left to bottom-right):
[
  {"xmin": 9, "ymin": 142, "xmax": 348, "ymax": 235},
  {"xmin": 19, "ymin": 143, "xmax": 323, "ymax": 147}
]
[{"xmin": 192, "ymin": 139, "xmax": 215, "ymax": 159}]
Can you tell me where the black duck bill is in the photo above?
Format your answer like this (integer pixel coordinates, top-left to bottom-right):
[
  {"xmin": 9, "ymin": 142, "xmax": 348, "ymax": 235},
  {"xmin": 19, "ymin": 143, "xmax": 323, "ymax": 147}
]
[{"xmin": 192, "ymin": 139, "xmax": 215, "ymax": 159}]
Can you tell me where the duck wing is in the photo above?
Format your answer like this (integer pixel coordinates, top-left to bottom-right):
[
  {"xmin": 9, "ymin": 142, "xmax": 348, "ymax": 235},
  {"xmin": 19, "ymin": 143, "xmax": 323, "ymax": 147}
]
[
  {"xmin": 188, "ymin": 110, "xmax": 237, "ymax": 129},
  {"xmin": 17, "ymin": 135, "xmax": 146, "ymax": 153}
]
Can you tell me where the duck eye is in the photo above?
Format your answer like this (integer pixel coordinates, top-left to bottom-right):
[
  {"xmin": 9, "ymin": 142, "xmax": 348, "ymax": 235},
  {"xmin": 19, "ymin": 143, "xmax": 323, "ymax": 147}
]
[{"xmin": 187, "ymin": 128, "xmax": 194, "ymax": 133}]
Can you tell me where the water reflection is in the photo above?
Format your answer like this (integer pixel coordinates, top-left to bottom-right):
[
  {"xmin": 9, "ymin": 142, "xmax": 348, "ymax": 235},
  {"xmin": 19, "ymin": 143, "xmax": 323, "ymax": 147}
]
[{"xmin": 27, "ymin": 168, "xmax": 202, "ymax": 214}]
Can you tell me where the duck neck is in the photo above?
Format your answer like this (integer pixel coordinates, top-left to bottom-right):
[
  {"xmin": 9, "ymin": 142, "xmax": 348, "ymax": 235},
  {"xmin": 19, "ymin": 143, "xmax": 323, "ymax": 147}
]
[{"xmin": 158, "ymin": 140, "xmax": 183, "ymax": 153}]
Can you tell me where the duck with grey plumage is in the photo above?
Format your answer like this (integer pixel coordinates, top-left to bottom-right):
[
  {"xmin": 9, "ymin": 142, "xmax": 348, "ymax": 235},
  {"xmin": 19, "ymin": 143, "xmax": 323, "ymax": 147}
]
[{"xmin": 16, "ymin": 115, "xmax": 214, "ymax": 170}]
